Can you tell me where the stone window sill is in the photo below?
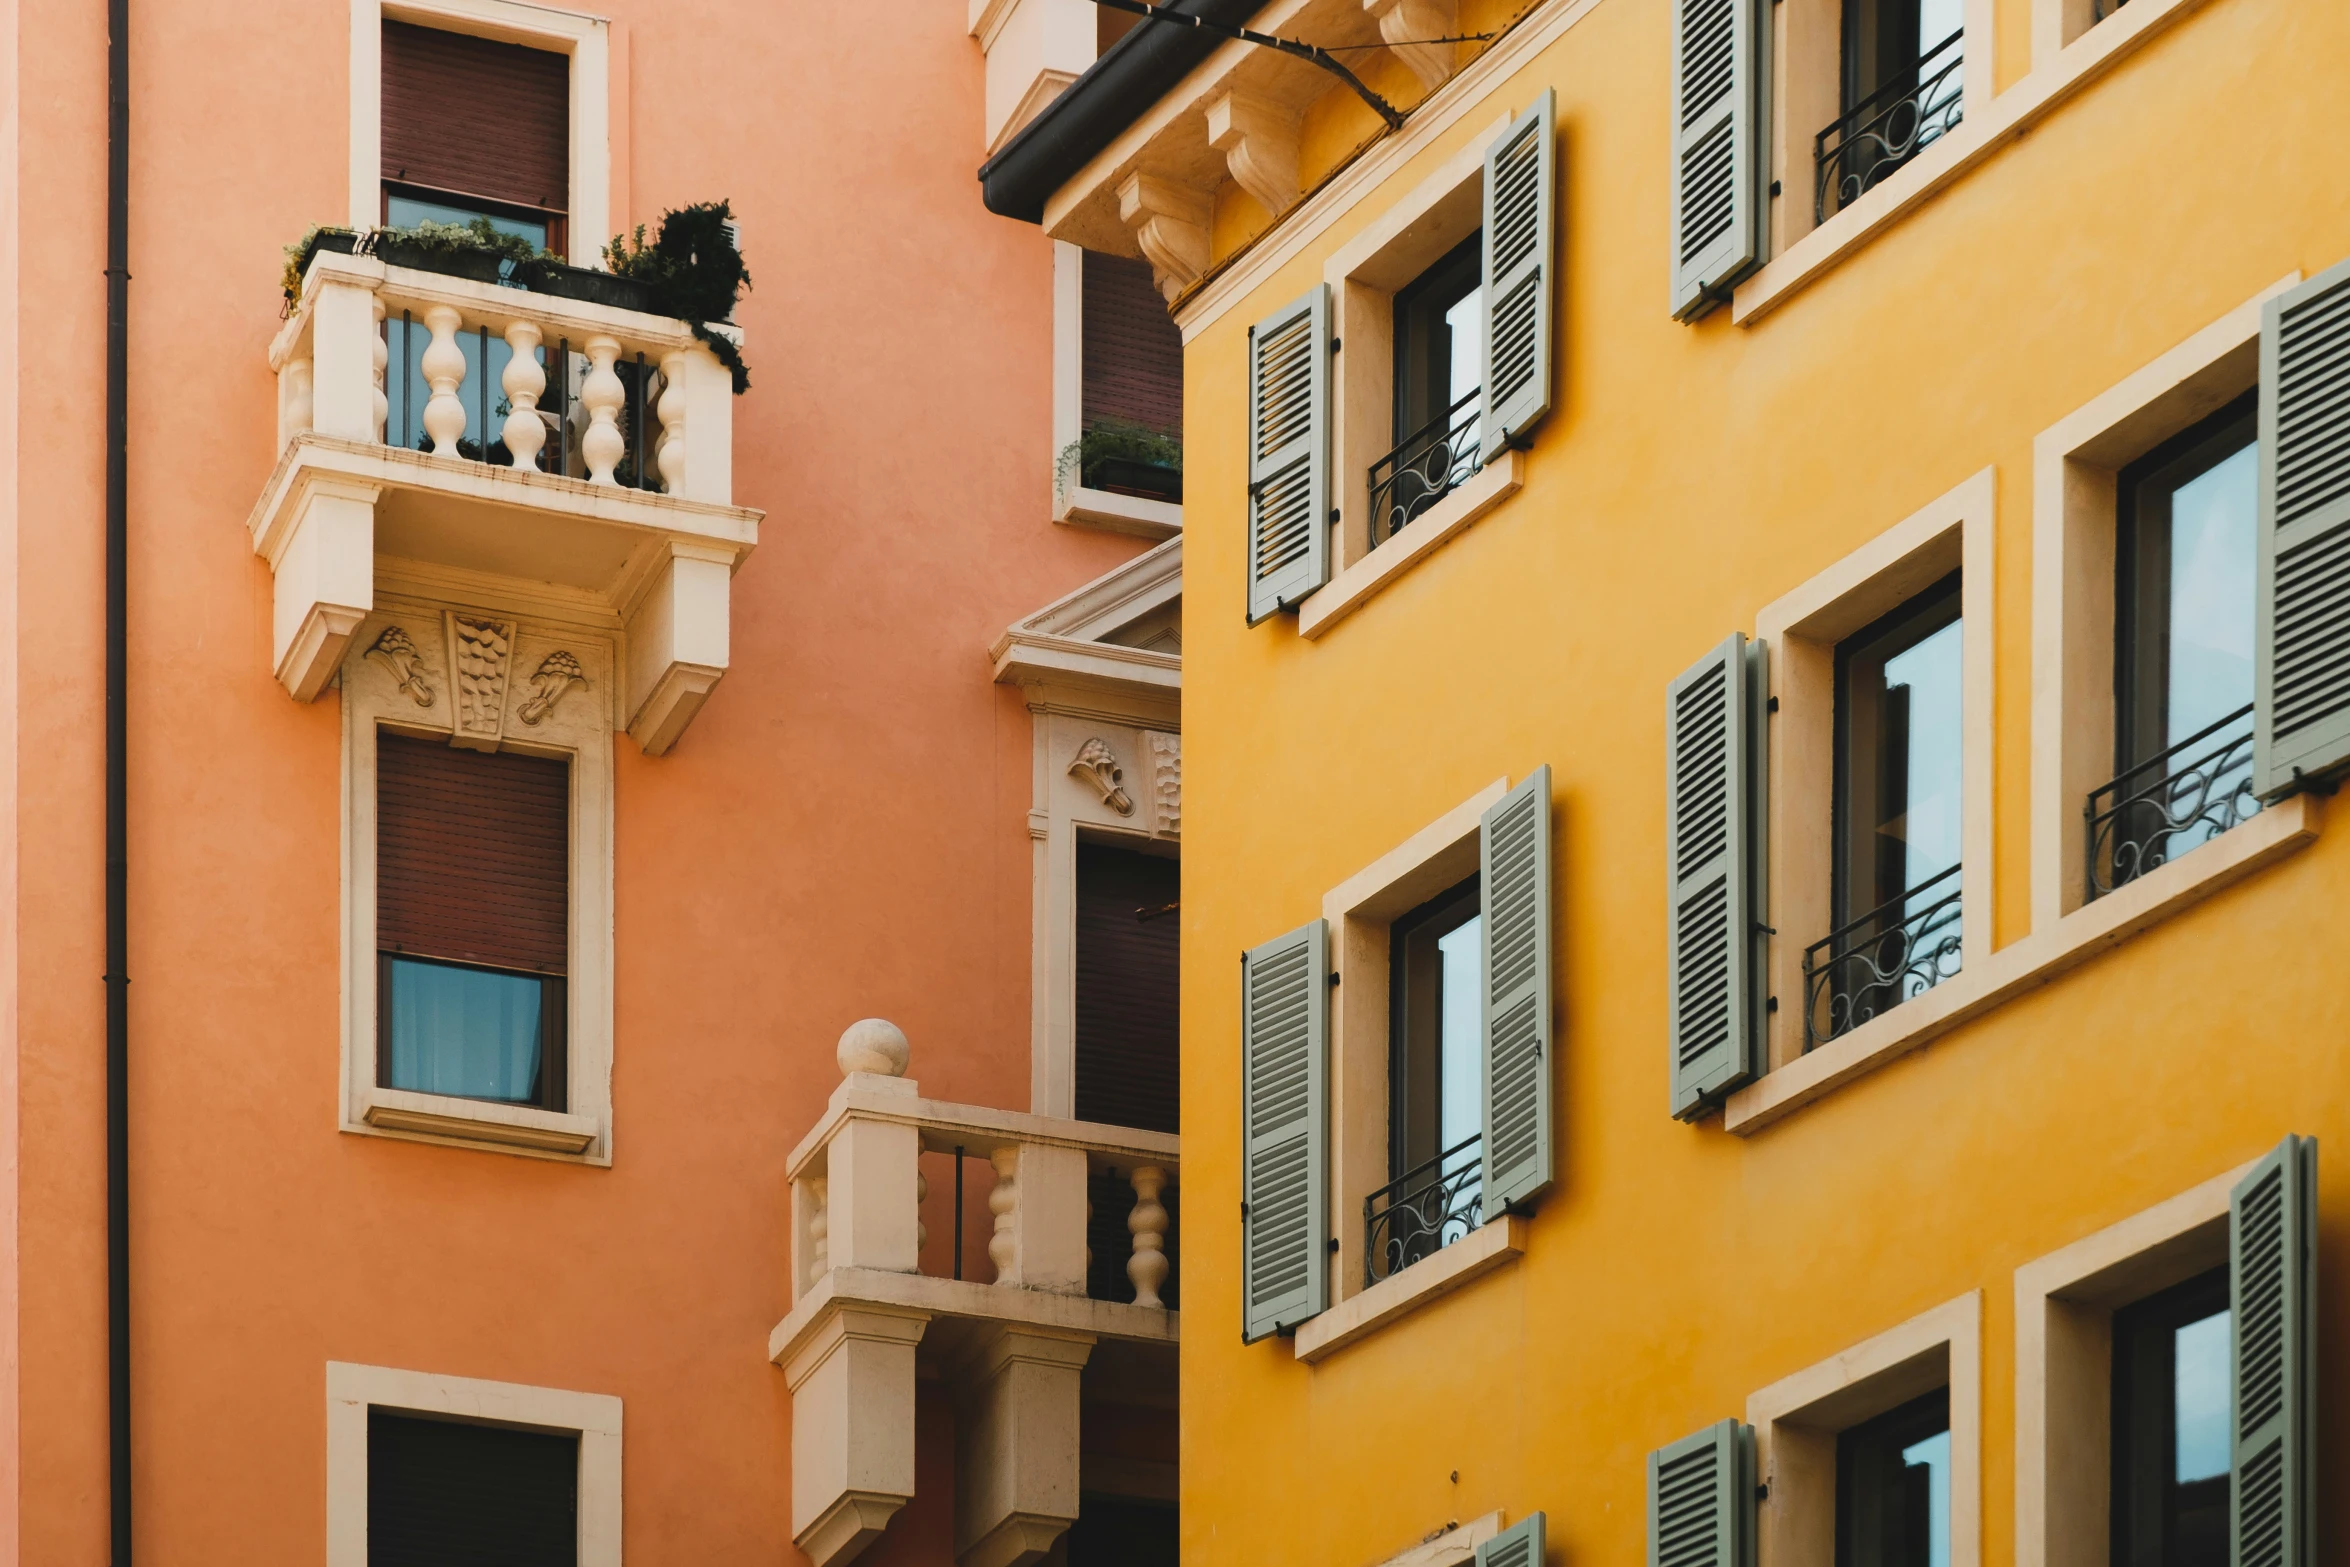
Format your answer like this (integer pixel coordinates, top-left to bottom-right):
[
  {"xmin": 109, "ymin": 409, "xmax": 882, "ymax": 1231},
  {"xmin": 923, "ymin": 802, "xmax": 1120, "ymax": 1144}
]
[
  {"xmin": 1293, "ymin": 1214, "xmax": 1526, "ymax": 1362},
  {"xmin": 1724, "ymin": 793, "xmax": 2320, "ymax": 1134},
  {"xmin": 358, "ymin": 1085, "xmax": 602, "ymax": 1158},
  {"xmin": 1056, "ymin": 484, "xmax": 1182, "ymax": 542},
  {"xmin": 1733, "ymin": 0, "xmax": 2218, "ymax": 327},
  {"xmin": 1298, "ymin": 451, "xmax": 1523, "ymax": 640}
]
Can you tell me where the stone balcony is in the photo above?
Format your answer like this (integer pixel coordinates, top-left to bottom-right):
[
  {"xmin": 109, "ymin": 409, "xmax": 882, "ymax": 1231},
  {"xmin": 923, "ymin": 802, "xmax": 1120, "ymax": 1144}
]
[
  {"xmin": 770, "ymin": 1021, "xmax": 1179, "ymax": 1567},
  {"xmin": 252, "ymin": 249, "xmax": 762, "ymax": 754}
]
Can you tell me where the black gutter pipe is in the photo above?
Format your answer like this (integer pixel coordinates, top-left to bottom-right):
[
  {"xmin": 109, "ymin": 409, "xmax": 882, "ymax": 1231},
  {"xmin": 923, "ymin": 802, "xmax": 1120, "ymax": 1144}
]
[
  {"xmin": 978, "ymin": 0, "xmax": 1262, "ymax": 224},
  {"xmin": 105, "ymin": 0, "xmax": 131, "ymax": 1555}
]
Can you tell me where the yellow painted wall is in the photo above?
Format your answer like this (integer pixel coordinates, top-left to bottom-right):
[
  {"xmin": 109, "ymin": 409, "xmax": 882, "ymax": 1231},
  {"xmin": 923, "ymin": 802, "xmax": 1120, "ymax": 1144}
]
[{"xmin": 1174, "ymin": 0, "xmax": 2350, "ymax": 1561}]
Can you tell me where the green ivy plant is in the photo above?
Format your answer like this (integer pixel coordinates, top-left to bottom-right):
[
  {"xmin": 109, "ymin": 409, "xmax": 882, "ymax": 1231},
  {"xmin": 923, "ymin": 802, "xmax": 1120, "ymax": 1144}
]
[
  {"xmin": 1056, "ymin": 418, "xmax": 1184, "ymax": 497},
  {"xmin": 604, "ymin": 200, "xmax": 753, "ymax": 393},
  {"xmin": 282, "ymin": 218, "xmax": 553, "ymax": 307}
]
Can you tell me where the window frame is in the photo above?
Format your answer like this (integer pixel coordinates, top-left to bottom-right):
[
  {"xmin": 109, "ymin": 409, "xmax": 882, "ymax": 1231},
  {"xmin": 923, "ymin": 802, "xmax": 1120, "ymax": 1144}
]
[
  {"xmin": 341, "ymin": 595, "xmax": 614, "ymax": 1162},
  {"xmin": 1389, "ymin": 231, "xmax": 1483, "ymax": 448},
  {"xmin": 1834, "ymin": 1384, "xmax": 1955, "ymax": 1567},
  {"xmin": 376, "ymin": 951, "xmax": 571, "ymax": 1111},
  {"xmin": 1384, "ymin": 872, "xmax": 1482, "ymax": 1184},
  {"xmin": 2108, "ymin": 1265, "xmax": 2231, "ymax": 1566},
  {"xmin": 327, "ymin": 1361, "xmax": 621, "ymax": 1567},
  {"xmin": 1830, "ymin": 567, "xmax": 1965, "ymax": 936},
  {"xmin": 1052, "ymin": 241, "xmax": 1185, "ymax": 539}
]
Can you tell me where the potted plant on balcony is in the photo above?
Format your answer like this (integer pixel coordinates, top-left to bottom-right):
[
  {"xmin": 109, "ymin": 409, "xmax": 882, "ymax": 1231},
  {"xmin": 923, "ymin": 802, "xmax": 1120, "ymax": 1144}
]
[
  {"xmin": 281, "ymin": 218, "xmax": 545, "ymax": 306},
  {"xmin": 593, "ymin": 200, "xmax": 754, "ymax": 393},
  {"xmin": 1057, "ymin": 418, "xmax": 1183, "ymax": 504}
]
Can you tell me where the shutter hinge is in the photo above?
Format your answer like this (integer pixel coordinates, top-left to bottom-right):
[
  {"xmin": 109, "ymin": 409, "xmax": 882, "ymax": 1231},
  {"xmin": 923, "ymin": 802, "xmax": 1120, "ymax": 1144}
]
[
  {"xmin": 1769, "ymin": 179, "xmax": 1783, "ymax": 196},
  {"xmin": 1756, "ymin": 1482, "xmax": 1771, "ymax": 1501},
  {"xmin": 1331, "ymin": 337, "xmax": 1341, "ymax": 353},
  {"xmin": 1767, "ymin": 695, "xmax": 1780, "ymax": 713},
  {"xmin": 1327, "ymin": 1237, "xmax": 1341, "ymax": 1254},
  {"xmin": 1330, "ymin": 508, "xmax": 1342, "ymax": 523},
  {"xmin": 1753, "ymin": 922, "xmax": 1776, "ymax": 936},
  {"xmin": 1240, "ymin": 1202, "xmax": 1250, "ymax": 1218},
  {"xmin": 1329, "ymin": 971, "xmax": 1341, "ymax": 986},
  {"xmin": 1767, "ymin": 996, "xmax": 1779, "ymax": 1013}
]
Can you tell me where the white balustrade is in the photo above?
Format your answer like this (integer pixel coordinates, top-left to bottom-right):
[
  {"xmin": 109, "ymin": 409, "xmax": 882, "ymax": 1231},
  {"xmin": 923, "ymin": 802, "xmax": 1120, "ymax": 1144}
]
[
  {"xmin": 501, "ymin": 320, "xmax": 546, "ymax": 472},
  {"xmin": 787, "ymin": 1020, "xmax": 1178, "ymax": 1313},
  {"xmin": 579, "ymin": 334, "xmax": 627, "ymax": 483}
]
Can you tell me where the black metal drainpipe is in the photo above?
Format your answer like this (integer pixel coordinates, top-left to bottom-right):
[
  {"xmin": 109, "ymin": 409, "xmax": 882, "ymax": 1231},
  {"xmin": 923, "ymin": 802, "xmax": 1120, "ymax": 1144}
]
[{"xmin": 104, "ymin": 0, "xmax": 132, "ymax": 1556}]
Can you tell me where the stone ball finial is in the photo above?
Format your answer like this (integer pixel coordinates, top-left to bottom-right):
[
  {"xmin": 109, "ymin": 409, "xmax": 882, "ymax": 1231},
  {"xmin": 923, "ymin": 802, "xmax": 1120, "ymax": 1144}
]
[{"xmin": 836, "ymin": 1018, "xmax": 910, "ymax": 1078}]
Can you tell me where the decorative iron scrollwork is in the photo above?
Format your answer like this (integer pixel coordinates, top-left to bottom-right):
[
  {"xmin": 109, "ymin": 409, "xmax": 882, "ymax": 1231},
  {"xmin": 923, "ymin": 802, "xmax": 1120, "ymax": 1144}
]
[
  {"xmin": 1814, "ymin": 31, "xmax": 1966, "ymax": 224},
  {"xmin": 1368, "ymin": 388, "xmax": 1483, "ymax": 550},
  {"xmin": 1803, "ymin": 865, "xmax": 1963, "ymax": 1049},
  {"xmin": 2085, "ymin": 703, "xmax": 2260, "ymax": 901},
  {"xmin": 1364, "ymin": 1136, "xmax": 1483, "ymax": 1288}
]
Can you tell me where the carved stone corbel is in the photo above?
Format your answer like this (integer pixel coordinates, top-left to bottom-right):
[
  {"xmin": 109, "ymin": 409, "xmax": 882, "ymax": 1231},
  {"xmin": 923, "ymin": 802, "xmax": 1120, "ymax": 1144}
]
[
  {"xmin": 1115, "ymin": 173, "xmax": 1213, "ymax": 304},
  {"xmin": 1205, "ymin": 90, "xmax": 1304, "ymax": 216},
  {"xmin": 364, "ymin": 625, "xmax": 437, "ymax": 708},
  {"xmin": 445, "ymin": 612, "xmax": 516, "ymax": 751},
  {"xmin": 1365, "ymin": 0, "xmax": 1460, "ymax": 92},
  {"xmin": 1067, "ymin": 737, "xmax": 1135, "ymax": 816}
]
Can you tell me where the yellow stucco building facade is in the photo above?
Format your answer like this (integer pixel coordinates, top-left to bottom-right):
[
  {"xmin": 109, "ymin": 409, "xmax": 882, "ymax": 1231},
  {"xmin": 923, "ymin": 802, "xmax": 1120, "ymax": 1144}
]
[{"xmin": 982, "ymin": 0, "xmax": 2346, "ymax": 1561}]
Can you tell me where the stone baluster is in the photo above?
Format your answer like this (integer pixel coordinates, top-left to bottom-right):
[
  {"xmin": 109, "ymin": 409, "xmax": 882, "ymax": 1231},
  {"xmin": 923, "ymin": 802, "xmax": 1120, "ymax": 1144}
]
[
  {"xmin": 371, "ymin": 299, "xmax": 389, "ymax": 441},
  {"xmin": 501, "ymin": 320, "xmax": 547, "ymax": 472},
  {"xmin": 579, "ymin": 335, "xmax": 626, "ymax": 484},
  {"xmin": 282, "ymin": 356, "xmax": 315, "ymax": 441},
  {"xmin": 988, "ymin": 1148, "xmax": 1019, "ymax": 1282},
  {"xmin": 806, "ymin": 1176, "xmax": 830, "ymax": 1291},
  {"xmin": 418, "ymin": 304, "xmax": 469, "ymax": 457},
  {"xmin": 1127, "ymin": 1165, "xmax": 1171, "ymax": 1309},
  {"xmin": 657, "ymin": 349, "xmax": 690, "ymax": 494},
  {"xmin": 915, "ymin": 1169, "xmax": 929, "ymax": 1254}
]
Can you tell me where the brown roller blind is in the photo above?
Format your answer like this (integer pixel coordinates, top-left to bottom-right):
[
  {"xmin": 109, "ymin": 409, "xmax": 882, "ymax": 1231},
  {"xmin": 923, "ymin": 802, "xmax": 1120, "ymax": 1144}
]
[
  {"xmin": 1073, "ymin": 844, "xmax": 1179, "ymax": 1133},
  {"xmin": 1082, "ymin": 254, "xmax": 1184, "ymax": 435},
  {"xmin": 383, "ymin": 21, "xmax": 569, "ymax": 214},
  {"xmin": 378, "ymin": 733, "xmax": 570, "ymax": 975}
]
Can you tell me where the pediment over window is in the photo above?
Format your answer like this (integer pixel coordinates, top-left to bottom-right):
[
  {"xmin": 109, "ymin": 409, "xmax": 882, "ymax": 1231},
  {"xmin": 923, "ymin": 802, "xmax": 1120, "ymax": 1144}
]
[{"xmin": 991, "ymin": 535, "xmax": 1182, "ymax": 705}]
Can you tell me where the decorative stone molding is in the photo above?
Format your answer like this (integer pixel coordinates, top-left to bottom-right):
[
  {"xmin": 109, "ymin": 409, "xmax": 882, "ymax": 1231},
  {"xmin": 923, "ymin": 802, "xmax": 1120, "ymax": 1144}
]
[
  {"xmin": 516, "ymin": 649, "xmax": 587, "ymax": 727},
  {"xmin": 1066, "ymin": 737, "xmax": 1135, "ymax": 816},
  {"xmin": 1365, "ymin": 0, "xmax": 1460, "ymax": 92},
  {"xmin": 364, "ymin": 624, "xmax": 437, "ymax": 707},
  {"xmin": 781, "ymin": 1302, "xmax": 933, "ymax": 1567},
  {"xmin": 1205, "ymin": 89, "xmax": 1305, "ymax": 215},
  {"xmin": 1126, "ymin": 1166, "xmax": 1171, "ymax": 1309},
  {"xmin": 1116, "ymin": 173, "xmax": 1213, "ymax": 303},
  {"xmin": 1144, "ymin": 730, "xmax": 1182, "ymax": 838},
  {"xmin": 445, "ymin": 613, "xmax": 517, "ymax": 751},
  {"xmin": 951, "ymin": 1324, "xmax": 1097, "ymax": 1567}
]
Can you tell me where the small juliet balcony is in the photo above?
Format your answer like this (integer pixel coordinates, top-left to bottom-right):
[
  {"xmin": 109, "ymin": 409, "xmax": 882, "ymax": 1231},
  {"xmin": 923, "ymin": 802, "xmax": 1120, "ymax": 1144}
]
[
  {"xmin": 769, "ymin": 1021, "xmax": 1178, "ymax": 1567},
  {"xmin": 253, "ymin": 246, "xmax": 762, "ymax": 754}
]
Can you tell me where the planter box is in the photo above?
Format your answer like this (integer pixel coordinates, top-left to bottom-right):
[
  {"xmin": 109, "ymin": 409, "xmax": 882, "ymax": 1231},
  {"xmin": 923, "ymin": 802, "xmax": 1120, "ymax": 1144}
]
[
  {"xmin": 374, "ymin": 239, "xmax": 510, "ymax": 286},
  {"xmin": 1086, "ymin": 458, "xmax": 1183, "ymax": 503},
  {"xmin": 526, "ymin": 261, "xmax": 661, "ymax": 315}
]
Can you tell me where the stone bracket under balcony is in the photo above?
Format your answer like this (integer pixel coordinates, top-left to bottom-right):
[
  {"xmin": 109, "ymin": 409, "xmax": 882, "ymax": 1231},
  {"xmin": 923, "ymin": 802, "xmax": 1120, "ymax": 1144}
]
[{"xmin": 254, "ymin": 250, "xmax": 763, "ymax": 755}]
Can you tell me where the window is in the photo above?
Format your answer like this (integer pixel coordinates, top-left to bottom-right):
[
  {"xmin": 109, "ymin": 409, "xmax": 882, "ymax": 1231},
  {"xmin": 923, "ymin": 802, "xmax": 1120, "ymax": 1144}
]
[
  {"xmin": 2111, "ymin": 1268, "xmax": 2230, "ymax": 1567},
  {"xmin": 1836, "ymin": 1387, "xmax": 1953, "ymax": 1567},
  {"xmin": 368, "ymin": 1409, "xmax": 579, "ymax": 1567},
  {"xmin": 1812, "ymin": 571, "xmax": 1964, "ymax": 1046},
  {"xmin": 1372, "ymin": 234, "xmax": 1484, "ymax": 547},
  {"xmin": 2093, "ymin": 398, "xmax": 2261, "ymax": 897},
  {"xmin": 1073, "ymin": 841, "xmax": 1181, "ymax": 1133},
  {"xmin": 1817, "ymin": 0, "xmax": 1964, "ymax": 223},
  {"xmin": 377, "ymin": 733, "xmax": 570, "ymax": 1112},
  {"xmin": 1370, "ymin": 875, "xmax": 1483, "ymax": 1282},
  {"xmin": 1075, "ymin": 252, "xmax": 1184, "ymax": 505},
  {"xmin": 381, "ymin": 21, "xmax": 569, "ymax": 249}
]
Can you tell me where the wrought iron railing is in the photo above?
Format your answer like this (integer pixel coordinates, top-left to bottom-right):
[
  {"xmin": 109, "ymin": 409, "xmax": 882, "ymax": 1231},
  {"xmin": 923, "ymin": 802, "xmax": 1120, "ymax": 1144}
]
[
  {"xmin": 1367, "ymin": 388, "xmax": 1482, "ymax": 549},
  {"xmin": 1814, "ymin": 31, "xmax": 1965, "ymax": 223},
  {"xmin": 2085, "ymin": 703, "xmax": 2259, "ymax": 902},
  {"xmin": 1364, "ymin": 1135, "xmax": 1482, "ymax": 1287},
  {"xmin": 1803, "ymin": 863, "xmax": 1963, "ymax": 1049}
]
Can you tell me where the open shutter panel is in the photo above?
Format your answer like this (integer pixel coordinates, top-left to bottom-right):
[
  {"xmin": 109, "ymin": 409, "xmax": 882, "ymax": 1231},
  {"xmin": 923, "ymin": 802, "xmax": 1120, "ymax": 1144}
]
[
  {"xmin": 2229, "ymin": 1134, "xmax": 2317, "ymax": 1567},
  {"xmin": 1480, "ymin": 90, "xmax": 1556, "ymax": 463},
  {"xmin": 1668, "ymin": 0, "xmax": 1765, "ymax": 319},
  {"xmin": 2254, "ymin": 258, "xmax": 2350, "ymax": 796},
  {"xmin": 1475, "ymin": 1513, "xmax": 1545, "ymax": 1567},
  {"xmin": 1240, "ymin": 919, "xmax": 1329, "ymax": 1342},
  {"xmin": 1480, "ymin": 765, "xmax": 1553, "ymax": 1213},
  {"xmin": 1648, "ymin": 1420, "xmax": 1756, "ymax": 1567},
  {"xmin": 1246, "ymin": 287, "xmax": 1333, "ymax": 623},
  {"xmin": 1666, "ymin": 635, "xmax": 1760, "ymax": 1118}
]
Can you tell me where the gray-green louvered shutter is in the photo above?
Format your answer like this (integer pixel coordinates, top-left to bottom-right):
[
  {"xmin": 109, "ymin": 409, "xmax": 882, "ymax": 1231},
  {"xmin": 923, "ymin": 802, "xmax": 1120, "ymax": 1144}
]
[
  {"xmin": 1480, "ymin": 765, "xmax": 1553, "ymax": 1213},
  {"xmin": 1480, "ymin": 90, "xmax": 1556, "ymax": 463},
  {"xmin": 1666, "ymin": 635, "xmax": 1761, "ymax": 1118},
  {"xmin": 1241, "ymin": 919, "xmax": 1329, "ymax": 1341},
  {"xmin": 1246, "ymin": 287, "xmax": 1333, "ymax": 624},
  {"xmin": 1668, "ymin": 0, "xmax": 1765, "ymax": 320},
  {"xmin": 1476, "ymin": 1513, "xmax": 1545, "ymax": 1567},
  {"xmin": 2254, "ymin": 258, "xmax": 2350, "ymax": 797},
  {"xmin": 1648, "ymin": 1420, "xmax": 1756, "ymax": 1567},
  {"xmin": 2229, "ymin": 1134, "xmax": 2316, "ymax": 1567}
]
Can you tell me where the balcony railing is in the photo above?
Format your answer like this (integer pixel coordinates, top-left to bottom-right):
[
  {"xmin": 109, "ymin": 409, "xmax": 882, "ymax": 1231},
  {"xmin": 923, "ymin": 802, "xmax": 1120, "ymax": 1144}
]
[
  {"xmin": 1368, "ymin": 388, "xmax": 1482, "ymax": 550},
  {"xmin": 1364, "ymin": 1134, "xmax": 1483, "ymax": 1288},
  {"xmin": 2085, "ymin": 703, "xmax": 2260, "ymax": 901},
  {"xmin": 1803, "ymin": 863, "xmax": 1964, "ymax": 1048},
  {"xmin": 1814, "ymin": 30, "xmax": 1965, "ymax": 223}
]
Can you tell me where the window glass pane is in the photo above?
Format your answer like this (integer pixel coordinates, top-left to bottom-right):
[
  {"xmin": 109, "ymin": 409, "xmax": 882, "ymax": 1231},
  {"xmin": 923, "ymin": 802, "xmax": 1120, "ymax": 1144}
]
[
  {"xmin": 1898, "ymin": 1429, "xmax": 1952, "ymax": 1567},
  {"xmin": 1879, "ymin": 617, "xmax": 1964, "ymax": 902},
  {"xmin": 2173, "ymin": 1309, "xmax": 2231, "ymax": 1484},
  {"xmin": 1918, "ymin": 0, "xmax": 1962, "ymax": 44},
  {"xmin": 1444, "ymin": 288, "xmax": 1483, "ymax": 411},
  {"xmin": 387, "ymin": 956, "xmax": 544, "ymax": 1103},
  {"xmin": 2165, "ymin": 443, "xmax": 2257, "ymax": 746},
  {"xmin": 384, "ymin": 192, "xmax": 548, "ymax": 250},
  {"xmin": 1437, "ymin": 913, "xmax": 1483, "ymax": 1194}
]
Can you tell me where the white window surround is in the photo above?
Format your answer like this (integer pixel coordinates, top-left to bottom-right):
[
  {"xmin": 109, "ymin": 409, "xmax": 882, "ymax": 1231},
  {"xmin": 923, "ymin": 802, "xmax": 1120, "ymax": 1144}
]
[
  {"xmin": 1315, "ymin": 778, "xmax": 1516, "ymax": 1321},
  {"xmin": 2029, "ymin": 275, "xmax": 2300, "ymax": 932},
  {"xmin": 1361, "ymin": 1510, "xmax": 1508, "ymax": 1567},
  {"xmin": 2012, "ymin": 1161, "xmax": 2247, "ymax": 1567},
  {"xmin": 348, "ymin": 0, "xmax": 613, "ymax": 266},
  {"xmin": 1751, "ymin": 470, "xmax": 1996, "ymax": 1076},
  {"xmin": 1747, "ymin": 1291, "xmax": 1982, "ymax": 1567},
  {"xmin": 326, "ymin": 1360, "xmax": 622, "ymax": 1567},
  {"xmin": 1299, "ymin": 452, "xmax": 1523, "ymax": 640},
  {"xmin": 1734, "ymin": 0, "xmax": 2221, "ymax": 326},
  {"xmin": 341, "ymin": 581, "xmax": 616, "ymax": 1164},
  {"xmin": 1054, "ymin": 242, "xmax": 1185, "ymax": 542},
  {"xmin": 991, "ymin": 537, "xmax": 1183, "ymax": 1118}
]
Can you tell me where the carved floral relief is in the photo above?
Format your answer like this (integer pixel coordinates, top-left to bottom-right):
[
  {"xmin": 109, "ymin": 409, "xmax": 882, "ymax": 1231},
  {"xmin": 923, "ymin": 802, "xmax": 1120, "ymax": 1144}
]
[
  {"xmin": 1068, "ymin": 736, "xmax": 1136, "ymax": 816},
  {"xmin": 364, "ymin": 625, "xmax": 437, "ymax": 707},
  {"xmin": 447, "ymin": 613, "xmax": 515, "ymax": 748},
  {"xmin": 517, "ymin": 649, "xmax": 588, "ymax": 727}
]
